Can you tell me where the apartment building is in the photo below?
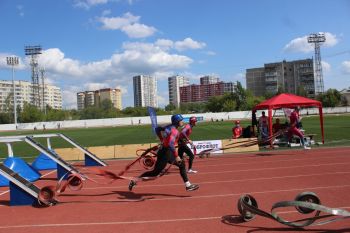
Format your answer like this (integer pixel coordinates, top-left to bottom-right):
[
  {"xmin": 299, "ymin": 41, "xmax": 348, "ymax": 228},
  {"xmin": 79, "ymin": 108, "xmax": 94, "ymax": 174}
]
[
  {"xmin": 0, "ymin": 80, "xmax": 62, "ymax": 112},
  {"xmin": 133, "ymin": 75, "xmax": 158, "ymax": 108},
  {"xmin": 246, "ymin": 59, "xmax": 315, "ymax": 98},
  {"xmin": 168, "ymin": 75, "xmax": 189, "ymax": 107}
]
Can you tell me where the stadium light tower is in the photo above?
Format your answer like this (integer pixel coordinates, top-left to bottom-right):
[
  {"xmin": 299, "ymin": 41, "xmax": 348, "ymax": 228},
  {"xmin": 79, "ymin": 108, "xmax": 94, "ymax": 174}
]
[
  {"xmin": 6, "ymin": 56, "xmax": 19, "ymax": 126},
  {"xmin": 307, "ymin": 33, "xmax": 326, "ymax": 95},
  {"xmin": 25, "ymin": 45, "xmax": 42, "ymax": 108}
]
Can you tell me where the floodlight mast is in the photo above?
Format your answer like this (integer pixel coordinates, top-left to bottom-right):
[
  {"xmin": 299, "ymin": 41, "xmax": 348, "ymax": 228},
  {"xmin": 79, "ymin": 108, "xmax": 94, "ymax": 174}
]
[
  {"xmin": 6, "ymin": 56, "xmax": 19, "ymax": 126},
  {"xmin": 307, "ymin": 33, "xmax": 326, "ymax": 95},
  {"xmin": 25, "ymin": 45, "xmax": 42, "ymax": 108}
]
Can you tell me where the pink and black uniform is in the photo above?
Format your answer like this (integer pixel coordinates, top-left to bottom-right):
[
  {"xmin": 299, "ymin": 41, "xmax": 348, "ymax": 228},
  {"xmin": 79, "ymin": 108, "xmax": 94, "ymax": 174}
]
[
  {"xmin": 139, "ymin": 124, "xmax": 188, "ymax": 183},
  {"xmin": 178, "ymin": 123, "xmax": 195, "ymax": 171},
  {"xmin": 288, "ymin": 108, "xmax": 306, "ymax": 146},
  {"xmin": 128, "ymin": 114, "xmax": 199, "ymax": 192}
]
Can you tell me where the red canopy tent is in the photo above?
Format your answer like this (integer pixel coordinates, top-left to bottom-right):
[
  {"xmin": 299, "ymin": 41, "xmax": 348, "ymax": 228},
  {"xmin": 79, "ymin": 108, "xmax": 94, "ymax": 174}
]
[{"xmin": 253, "ymin": 93, "xmax": 324, "ymax": 144}]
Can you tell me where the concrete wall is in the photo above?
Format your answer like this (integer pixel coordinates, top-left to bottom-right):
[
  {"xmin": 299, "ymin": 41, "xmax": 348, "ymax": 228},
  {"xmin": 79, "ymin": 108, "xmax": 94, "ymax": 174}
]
[{"xmin": 1, "ymin": 107, "xmax": 349, "ymax": 131}]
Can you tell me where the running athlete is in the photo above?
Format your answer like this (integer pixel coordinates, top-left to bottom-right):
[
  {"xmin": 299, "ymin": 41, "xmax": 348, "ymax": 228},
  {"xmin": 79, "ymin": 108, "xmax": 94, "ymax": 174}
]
[
  {"xmin": 178, "ymin": 116, "xmax": 197, "ymax": 173},
  {"xmin": 128, "ymin": 114, "xmax": 199, "ymax": 191},
  {"xmin": 288, "ymin": 106, "xmax": 310, "ymax": 150},
  {"xmin": 232, "ymin": 120, "xmax": 243, "ymax": 139}
]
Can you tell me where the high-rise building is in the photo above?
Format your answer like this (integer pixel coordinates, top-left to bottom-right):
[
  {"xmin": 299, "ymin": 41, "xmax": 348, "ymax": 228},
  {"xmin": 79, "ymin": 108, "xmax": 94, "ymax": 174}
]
[
  {"xmin": 133, "ymin": 75, "xmax": 158, "ymax": 108},
  {"xmin": 168, "ymin": 75, "xmax": 189, "ymax": 107},
  {"xmin": 98, "ymin": 88, "xmax": 122, "ymax": 110},
  {"xmin": 0, "ymin": 80, "xmax": 62, "ymax": 112},
  {"xmin": 179, "ymin": 77, "xmax": 236, "ymax": 104},
  {"xmin": 200, "ymin": 75, "xmax": 220, "ymax": 85},
  {"xmin": 246, "ymin": 59, "xmax": 315, "ymax": 98},
  {"xmin": 77, "ymin": 88, "xmax": 122, "ymax": 110}
]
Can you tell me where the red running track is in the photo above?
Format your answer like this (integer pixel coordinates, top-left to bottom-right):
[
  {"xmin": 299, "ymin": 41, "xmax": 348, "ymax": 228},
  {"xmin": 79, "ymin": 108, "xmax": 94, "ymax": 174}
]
[{"xmin": 0, "ymin": 147, "xmax": 350, "ymax": 233}]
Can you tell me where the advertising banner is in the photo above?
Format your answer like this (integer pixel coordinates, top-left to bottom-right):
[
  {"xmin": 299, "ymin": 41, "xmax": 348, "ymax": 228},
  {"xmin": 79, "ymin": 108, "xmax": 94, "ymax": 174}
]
[{"xmin": 189, "ymin": 140, "xmax": 223, "ymax": 154}]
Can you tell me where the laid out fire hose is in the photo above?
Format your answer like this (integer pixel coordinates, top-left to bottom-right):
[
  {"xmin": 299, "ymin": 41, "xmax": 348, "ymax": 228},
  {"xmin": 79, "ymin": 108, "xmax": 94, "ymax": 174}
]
[{"xmin": 237, "ymin": 191, "xmax": 350, "ymax": 228}]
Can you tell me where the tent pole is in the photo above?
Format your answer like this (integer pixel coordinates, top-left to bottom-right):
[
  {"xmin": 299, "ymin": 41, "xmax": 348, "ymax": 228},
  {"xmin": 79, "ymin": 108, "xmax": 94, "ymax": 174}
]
[
  {"xmin": 268, "ymin": 108, "xmax": 273, "ymax": 147},
  {"xmin": 319, "ymin": 106, "xmax": 325, "ymax": 144}
]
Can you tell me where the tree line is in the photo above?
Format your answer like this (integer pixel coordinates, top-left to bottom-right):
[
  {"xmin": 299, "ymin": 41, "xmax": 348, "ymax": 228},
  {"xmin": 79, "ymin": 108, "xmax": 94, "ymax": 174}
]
[{"xmin": 0, "ymin": 82, "xmax": 347, "ymax": 124}]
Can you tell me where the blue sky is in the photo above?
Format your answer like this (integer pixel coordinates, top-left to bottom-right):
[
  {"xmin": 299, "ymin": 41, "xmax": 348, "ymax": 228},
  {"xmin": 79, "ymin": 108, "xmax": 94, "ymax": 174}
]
[{"xmin": 0, "ymin": 0, "xmax": 349, "ymax": 109}]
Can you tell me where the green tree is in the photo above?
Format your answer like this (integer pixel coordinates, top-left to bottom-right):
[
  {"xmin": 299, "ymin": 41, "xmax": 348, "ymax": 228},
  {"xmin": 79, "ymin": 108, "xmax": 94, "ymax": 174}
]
[
  {"xmin": 18, "ymin": 103, "xmax": 44, "ymax": 123},
  {"xmin": 317, "ymin": 89, "xmax": 342, "ymax": 107},
  {"xmin": 100, "ymin": 99, "xmax": 114, "ymax": 111},
  {"xmin": 232, "ymin": 82, "xmax": 249, "ymax": 110},
  {"xmin": 165, "ymin": 103, "xmax": 176, "ymax": 111},
  {"xmin": 205, "ymin": 96, "xmax": 224, "ymax": 112},
  {"xmin": 222, "ymin": 99, "xmax": 236, "ymax": 112}
]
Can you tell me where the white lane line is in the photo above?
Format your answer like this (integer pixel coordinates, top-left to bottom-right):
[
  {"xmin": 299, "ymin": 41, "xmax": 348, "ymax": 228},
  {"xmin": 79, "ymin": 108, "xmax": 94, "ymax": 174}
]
[
  {"xmin": 80, "ymin": 170, "xmax": 350, "ymax": 191},
  {"xmin": 147, "ymin": 184, "xmax": 350, "ymax": 202},
  {"xmin": 83, "ymin": 162, "xmax": 350, "ymax": 185},
  {"xmin": 0, "ymin": 204, "xmax": 349, "ymax": 229},
  {"xmin": 196, "ymin": 154, "xmax": 350, "ymax": 168},
  {"xmin": 0, "ymin": 216, "xmax": 221, "ymax": 229}
]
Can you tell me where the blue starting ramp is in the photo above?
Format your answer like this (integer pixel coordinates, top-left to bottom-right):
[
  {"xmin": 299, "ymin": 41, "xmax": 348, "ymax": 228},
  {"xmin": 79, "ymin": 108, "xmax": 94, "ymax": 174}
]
[
  {"xmin": 59, "ymin": 134, "xmax": 107, "ymax": 166},
  {"xmin": 0, "ymin": 157, "xmax": 41, "ymax": 187},
  {"xmin": 0, "ymin": 135, "xmax": 83, "ymax": 181},
  {"xmin": 32, "ymin": 152, "xmax": 57, "ymax": 170},
  {"xmin": 24, "ymin": 136, "xmax": 83, "ymax": 180},
  {"xmin": 28, "ymin": 133, "xmax": 107, "ymax": 167},
  {"xmin": 0, "ymin": 164, "xmax": 57, "ymax": 206}
]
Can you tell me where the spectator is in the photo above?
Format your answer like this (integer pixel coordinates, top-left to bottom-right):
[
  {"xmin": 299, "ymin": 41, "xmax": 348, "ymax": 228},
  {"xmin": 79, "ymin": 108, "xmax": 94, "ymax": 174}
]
[
  {"xmin": 232, "ymin": 120, "xmax": 243, "ymax": 139},
  {"xmin": 258, "ymin": 111, "xmax": 269, "ymax": 139},
  {"xmin": 272, "ymin": 118, "xmax": 282, "ymax": 134},
  {"xmin": 242, "ymin": 125, "xmax": 255, "ymax": 138}
]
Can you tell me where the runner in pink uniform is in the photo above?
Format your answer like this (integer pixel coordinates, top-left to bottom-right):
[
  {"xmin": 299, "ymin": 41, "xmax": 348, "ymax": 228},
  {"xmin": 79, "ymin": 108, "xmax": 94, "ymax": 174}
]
[{"xmin": 288, "ymin": 106, "xmax": 311, "ymax": 150}]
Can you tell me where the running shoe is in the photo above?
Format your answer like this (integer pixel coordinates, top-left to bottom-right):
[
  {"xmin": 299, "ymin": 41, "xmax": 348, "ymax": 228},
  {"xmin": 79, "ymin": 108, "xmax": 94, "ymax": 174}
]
[
  {"xmin": 128, "ymin": 180, "xmax": 137, "ymax": 191},
  {"xmin": 186, "ymin": 184, "xmax": 199, "ymax": 191},
  {"xmin": 187, "ymin": 169, "xmax": 198, "ymax": 174}
]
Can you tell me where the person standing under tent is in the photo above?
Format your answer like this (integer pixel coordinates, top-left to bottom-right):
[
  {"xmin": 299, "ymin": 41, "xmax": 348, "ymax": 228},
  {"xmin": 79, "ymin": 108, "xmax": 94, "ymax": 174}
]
[
  {"xmin": 128, "ymin": 114, "xmax": 199, "ymax": 192},
  {"xmin": 178, "ymin": 116, "xmax": 198, "ymax": 174},
  {"xmin": 288, "ymin": 106, "xmax": 311, "ymax": 150},
  {"xmin": 232, "ymin": 120, "xmax": 243, "ymax": 139},
  {"xmin": 258, "ymin": 111, "xmax": 269, "ymax": 140}
]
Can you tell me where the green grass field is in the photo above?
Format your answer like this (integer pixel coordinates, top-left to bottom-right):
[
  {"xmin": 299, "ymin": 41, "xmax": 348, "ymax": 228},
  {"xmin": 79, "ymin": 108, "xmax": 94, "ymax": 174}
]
[{"xmin": 1, "ymin": 113, "xmax": 350, "ymax": 160}]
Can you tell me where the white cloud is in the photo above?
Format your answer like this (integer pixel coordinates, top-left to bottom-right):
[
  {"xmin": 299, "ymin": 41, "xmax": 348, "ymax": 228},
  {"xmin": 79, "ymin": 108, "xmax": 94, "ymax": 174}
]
[
  {"xmin": 38, "ymin": 49, "xmax": 84, "ymax": 77},
  {"xmin": 30, "ymin": 41, "xmax": 194, "ymax": 108},
  {"xmin": 157, "ymin": 94, "xmax": 168, "ymax": 107},
  {"xmin": 121, "ymin": 23, "xmax": 157, "ymax": 38},
  {"xmin": 61, "ymin": 86, "xmax": 80, "ymax": 109},
  {"xmin": 97, "ymin": 12, "xmax": 156, "ymax": 38},
  {"xmin": 322, "ymin": 61, "xmax": 331, "ymax": 73},
  {"xmin": 83, "ymin": 82, "xmax": 109, "ymax": 91},
  {"xmin": 73, "ymin": 0, "xmax": 110, "ymax": 9},
  {"xmin": 284, "ymin": 32, "xmax": 339, "ymax": 53},
  {"xmin": 154, "ymin": 38, "xmax": 206, "ymax": 52},
  {"xmin": 97, "ymin": 12, "xmax": 139, "ymax": 30},
  {"xmin": 174, "ymin": 38, "xmax": 206, "ymax": 51},
  {"xmin": 341, "ymin": 61, "xmax": 350, "ymax": 74},
  {"xmin": 284, "ymin": 36, "xmax": 313, "ymax": 53},
  {"xmin": 155, "ymin": 39, "xmax": 174, "ymax": 51}
]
